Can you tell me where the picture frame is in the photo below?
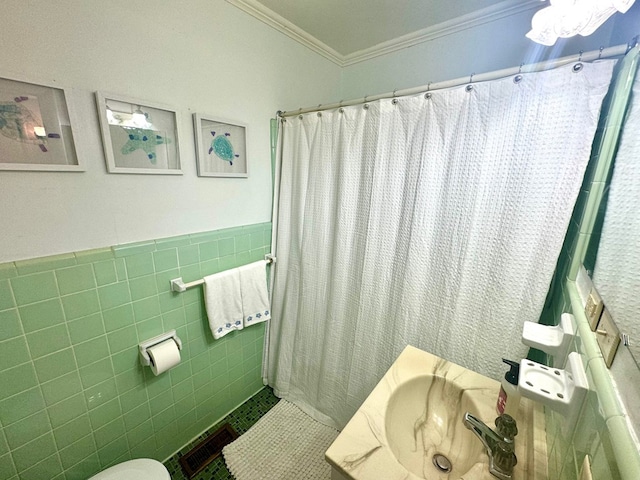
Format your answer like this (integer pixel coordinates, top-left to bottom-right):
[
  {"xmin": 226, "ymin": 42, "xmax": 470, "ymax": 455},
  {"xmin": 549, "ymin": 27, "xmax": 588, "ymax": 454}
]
[
  {"xmin": 0, "ymin": 76, "xmax": 82, "ymax": 172},
  {"xmin": 96, "ymin": 92, "xmax": 182, "ymax": 175},
  {"xmin": 193, "ymin": 113, "xmax": 248, "ymax": 177}
]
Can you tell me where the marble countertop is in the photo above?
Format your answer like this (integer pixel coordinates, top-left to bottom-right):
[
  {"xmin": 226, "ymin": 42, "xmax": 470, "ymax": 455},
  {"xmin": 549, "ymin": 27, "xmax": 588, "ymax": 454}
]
[{"xmin": 325, "ymin": 345, "xmax": 547, "ymax": 480}]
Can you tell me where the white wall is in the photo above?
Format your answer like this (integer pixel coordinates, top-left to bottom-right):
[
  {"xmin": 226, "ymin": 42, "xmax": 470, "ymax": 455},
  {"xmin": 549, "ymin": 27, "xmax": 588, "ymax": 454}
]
[
  {"xmin": 0, "ymin": 0, "xmax": 342, "ymax": 262},
  {"xmin": 339, "ymin": 7, "xmax": 622, "ymax": 101}
]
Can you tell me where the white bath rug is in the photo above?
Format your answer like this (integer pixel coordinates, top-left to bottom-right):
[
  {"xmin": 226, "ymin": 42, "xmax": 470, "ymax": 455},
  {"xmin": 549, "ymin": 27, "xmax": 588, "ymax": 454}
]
[{"xmin": 223, "ymin": 399, "xmax": 339, "ymax": 480}]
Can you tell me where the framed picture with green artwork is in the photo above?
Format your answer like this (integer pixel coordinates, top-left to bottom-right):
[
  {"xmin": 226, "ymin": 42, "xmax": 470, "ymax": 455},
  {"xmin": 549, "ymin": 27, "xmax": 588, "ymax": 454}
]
[
  {"xmin": 193, "ymin": 113, "xmax": 248, "ymax": 178},
  {"xmin": 96, "ymin": 92, "xmax": 182, "ymax": 175},
  {"xmin": 0, "ymin": 76, "xmax": 82, "ymax": 172}
]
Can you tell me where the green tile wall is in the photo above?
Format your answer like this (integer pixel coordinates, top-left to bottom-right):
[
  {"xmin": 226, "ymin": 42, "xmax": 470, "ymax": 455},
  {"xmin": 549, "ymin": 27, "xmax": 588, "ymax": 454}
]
[
  {"xmin": 537, "ymin": 52, "xmax": 640, "ymax": 480},
  {"xmin": 0, "ymin": 222, "xmax": 271, "ymax": 480}
]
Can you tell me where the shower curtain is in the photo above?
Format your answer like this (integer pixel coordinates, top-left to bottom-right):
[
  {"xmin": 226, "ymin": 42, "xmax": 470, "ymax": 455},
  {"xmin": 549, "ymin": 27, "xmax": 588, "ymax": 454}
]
[{"xmin": 268, "ymin": 60, "xmax": 615, "ymax": 429}]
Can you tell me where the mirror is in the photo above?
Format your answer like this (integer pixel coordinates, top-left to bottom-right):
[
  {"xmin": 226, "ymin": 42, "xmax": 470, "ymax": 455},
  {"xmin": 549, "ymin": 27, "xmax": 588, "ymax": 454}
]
[{"xmin": 589, "ymin": 74, "xmax": 640, "ymax": 366}]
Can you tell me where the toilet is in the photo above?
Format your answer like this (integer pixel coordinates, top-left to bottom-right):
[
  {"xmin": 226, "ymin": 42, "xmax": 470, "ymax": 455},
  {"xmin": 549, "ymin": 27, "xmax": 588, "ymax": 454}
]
[{"xmin": 88, "ymin": 458, "xmax": 171, "ymax": 479}]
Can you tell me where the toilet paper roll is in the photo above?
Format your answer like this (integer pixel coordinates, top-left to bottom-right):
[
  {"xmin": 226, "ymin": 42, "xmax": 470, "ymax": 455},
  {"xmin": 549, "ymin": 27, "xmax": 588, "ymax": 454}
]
[{"xmin": 147, "ymin": 338, "xmax": 181, "ymax": 376}]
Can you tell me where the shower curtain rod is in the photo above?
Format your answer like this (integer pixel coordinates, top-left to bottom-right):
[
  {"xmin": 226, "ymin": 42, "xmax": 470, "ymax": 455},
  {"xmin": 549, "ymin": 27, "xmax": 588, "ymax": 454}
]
[{"xmin": 278, "ymin": 41, "xmax": 635, "ymax": 118}]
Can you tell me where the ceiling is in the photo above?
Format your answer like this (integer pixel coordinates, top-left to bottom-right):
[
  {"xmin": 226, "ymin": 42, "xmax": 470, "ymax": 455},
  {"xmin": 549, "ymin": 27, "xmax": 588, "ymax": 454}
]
[{"xmin": 226, "ymin": 0, "xmax": 543, "ymax": 66}]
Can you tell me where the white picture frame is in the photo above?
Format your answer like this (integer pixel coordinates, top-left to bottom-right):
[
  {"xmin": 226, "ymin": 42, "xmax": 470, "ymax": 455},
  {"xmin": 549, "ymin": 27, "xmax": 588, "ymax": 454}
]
[
  {"xmin": 96, "ymin": 92, "xmax": 182, "ymax": 175},
  {"xmin": 193, "ymin": 113, "xmax": 248, "ymax": 178},
  {"xmin": 0, "ymin": 76, "xmax": 82, "ymax": 172}
]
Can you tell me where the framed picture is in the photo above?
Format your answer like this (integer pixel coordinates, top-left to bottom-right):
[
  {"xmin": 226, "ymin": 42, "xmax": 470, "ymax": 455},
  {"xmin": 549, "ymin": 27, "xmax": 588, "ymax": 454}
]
[
  {"xmin": 193, "ymin": 113, "xmax": 248, "ymax": 177},
  {"xmin": 96, "ymin": 92, "xmax": 182, "ymax": 175},
  {"xmin": 0, "ymin": 76, "xmax": 81, "ymax": 172}
]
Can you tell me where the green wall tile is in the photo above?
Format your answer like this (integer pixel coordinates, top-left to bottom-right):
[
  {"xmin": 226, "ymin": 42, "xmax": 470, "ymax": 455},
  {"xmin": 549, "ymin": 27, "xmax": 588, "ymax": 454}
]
[
  {"xmin": 198, "ymin": 241, "xmax": 219, "ymax": 261},
  {"xmin": 26, "ymin": 324, "xmax": 71, "ymax": 359},
  {"xmin": 236, "ymin": 234, "xmax": 251, "ymax": 252},
  {"xmin": 74, "ymin": 247, "xmax": 114, "ymax": 264},
  {"xmin": 97, "ymin": 435, "xmax": 128, "ymax": 467},
  {"xmin": 0, "ymin": 263, "xmax": 17, "ymax": 280},
  {"xmin": 114, "ymin": 258, "xmax": 127, "ymax": 281},
  {"xmin": 74, "ymin": 336, "xmax": 110, "ymax": 367},
  {"xmin": 155, "ymin": 234, "xmax": 191, "ymax": 250},
  {"xmin": 15, "ymin": 253, "xmax": 76, "ymax": 276},
  {"xmin": 93, "ymin": 260, "xmax": 117, "ymax": 286},
  {"xmin": 4, "ymin": 411, "xmax": 51, "ymax": 449},
  {"xmin": 123, "ymin": 403, "xmax": 151, "ymax": 430},
  {"xmin": 0, "ymin": 387, "xmax": 45, "ymax": 425},
  {"xmin": 127, "ymin": 419, "xmax": 153, "ymax": 448},
  {"xmin": 21, "ymin": 455, "xmax": 64, "ymax": 480},
  {"xmin": 53, "ymin": 414, "xmax": 91, "ymax": 449},
  {"xmin": 48, "ymin": 393, "xmax": 88, "ymax": 428},
  {"xmin": 79, "ymin": 358, "xmax": 114, "ymax": 389},
  {"xmin": 64, "ymin": 453, "xmax": 100, "ymax": 480},
  {"xmin": 153, "ymin": 249, "xmax": 178, "ymax": 272},
  {"xmin": 102, "ymin": 304, "xmax": 134, "ymax": 332},
  {"xmin": 135, "ymin": 316, "xmax": 163, "ymax": 340},
  {"xmin": 177, "ymin": 245, "xmax": 200, "ymax": 267},
  {"xmin": 0, "ymin": 309, "xmax": 22, "ymax": 341},
  {"xmin": 10, "ymin": 272, "xmax": 58, "ymax": 306},
  {"xmin": 0, "ymin": 336, "xmax": 31, "ymax": 370},
  {"xmin": 41, "ymin": 371, "xmax": 83, "ymax": 406},
  {"xmin": 62, "ymin": 289, "xmax": 100, "ymax": 320},
  {"xmin": 129, "ymin": 275, "xmax": 158, "ymax": 301},
  {"xmin": 113, "ymin": 241, "xmax": 156, "ymax": 258},
  {"xmin": 124, "ymin": 253, "xmax": 155, "ymax": 279},
  {"xmin": 0, "ymin": 362, "xmax": 37, "ymax": 400},
  {"xmin": 11, "ymin": 432, "xmax": 57, "ymax": 472},
  {"xmin": 18, "ymin": 299, "xmax": 65, "ymax": 333},
  {"xmin": 59, "ymin": 434, "xmax": 95, "ymax": 469},
  {"xmin": 111, "ymin": 349, "xmax": 138, "ymax": 375},
  {"xmin": 34, "ymin": 348, "xmax": 77, "ymax": 383},
  {"xmin": 0, "ymin": 453, "xmax": 16, "ymax": 479},
  {"xmin": 218, "ymin": 238, "xmax": 235, "ymax": 256},
  {"xmin": 117, "ymin": 372, "xmax": 146, "ymax": 403},
  {"xmin": 0, "ymin": 280, "xmax": 14, "ymax": 310},
  {"xmin": 0, "ymin": 222, "xmax": 270, "ymax": 480},
  {"xmin": 132, "ymin": 297, "xmax": 161, "ymax": 322},
  {"xmin": 89, "ymin": 398, "xmax": 122, "ymax": 430},
  {"xmin": 98, "ymin": 282, "xmax": 131, "ymax": 310},
  {"xmin": 56, "ymin": 264, "xmax": 96, "ymax": 295},
  {"xmin": 84, "ymin": 378, "xmax": 118, "ymax": 410},
  {"xmin": 68, "ymin": 312, "xmax": 105, "ymax": 343}
]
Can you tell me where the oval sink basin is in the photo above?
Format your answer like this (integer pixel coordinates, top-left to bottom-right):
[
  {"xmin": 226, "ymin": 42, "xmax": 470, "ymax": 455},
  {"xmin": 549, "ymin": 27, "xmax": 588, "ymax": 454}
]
[{"xmin": 385, "ymin": 374, "xmax": 485, "ymax": 478}]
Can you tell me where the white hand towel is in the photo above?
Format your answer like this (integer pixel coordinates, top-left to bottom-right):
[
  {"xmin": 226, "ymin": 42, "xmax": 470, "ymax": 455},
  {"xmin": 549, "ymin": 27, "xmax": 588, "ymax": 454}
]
[
  {"xmin": 238, "ymin": 260, "xmax": 271, "ymax": 327},
  {"xmin": 203, "ymin": 269, "xmax": 244, "ymax": 339}
]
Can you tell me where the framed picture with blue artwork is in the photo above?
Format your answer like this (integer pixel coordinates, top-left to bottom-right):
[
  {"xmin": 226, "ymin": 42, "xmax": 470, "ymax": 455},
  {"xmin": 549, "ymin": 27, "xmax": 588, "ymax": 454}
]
[
  {"xmin": 193, "ymin": 113, "xmax": 248, "ymax": 178},
  {"xmin": 0, "ymin": 75, "xmax": 82, "ymax": 172},
  {"xmin": 95, "ymin": 92, "xmax": 182, "ymax": 175}
]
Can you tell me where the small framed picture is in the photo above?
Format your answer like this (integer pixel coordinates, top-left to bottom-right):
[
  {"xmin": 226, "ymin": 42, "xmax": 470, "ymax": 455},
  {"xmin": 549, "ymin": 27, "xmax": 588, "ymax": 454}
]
[
  {"xmin": 96, "ymin": 92, "xmax": 182, "ymax": 175},
  {"xmin": 193, "ymin": 113, "xmax": 248, "ymax": 177},
  {"xmin": 0, "ymin": 76, "xmax": 81, "ymax": 172}
]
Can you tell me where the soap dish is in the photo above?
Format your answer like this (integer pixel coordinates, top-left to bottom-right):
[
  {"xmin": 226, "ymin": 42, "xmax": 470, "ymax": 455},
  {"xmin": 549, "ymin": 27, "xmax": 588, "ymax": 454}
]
[
  {"xmin": 518, "ymin": 352, "xmax": 588, "ymax": 432},
  {"xmin": 522, "ymin": 313, "xmax": 575, "ymax": 367}
]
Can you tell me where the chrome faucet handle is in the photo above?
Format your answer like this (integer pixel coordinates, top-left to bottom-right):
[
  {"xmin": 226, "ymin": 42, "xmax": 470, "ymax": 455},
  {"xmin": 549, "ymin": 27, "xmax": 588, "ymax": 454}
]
[
  {"xmin": 495, "ymin": 414, "xmax": 518, "ymax": 442},
  {"xmin": 493, "ymin": 440, "xmax": 518, "ymax": 474}
]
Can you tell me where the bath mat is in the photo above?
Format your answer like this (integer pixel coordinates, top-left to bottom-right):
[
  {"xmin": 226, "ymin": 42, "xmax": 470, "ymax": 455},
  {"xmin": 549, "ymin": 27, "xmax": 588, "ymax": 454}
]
[{"xmin": 223, "ymin": 399, "xmax": 339, "ymax": 480}]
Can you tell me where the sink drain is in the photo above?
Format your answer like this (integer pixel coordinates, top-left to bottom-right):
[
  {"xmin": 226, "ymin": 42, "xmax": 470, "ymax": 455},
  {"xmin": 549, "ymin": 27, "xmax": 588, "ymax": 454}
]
[{"xmin": 432, "ymin": 453, "xmax": 452, "ymax": 473}]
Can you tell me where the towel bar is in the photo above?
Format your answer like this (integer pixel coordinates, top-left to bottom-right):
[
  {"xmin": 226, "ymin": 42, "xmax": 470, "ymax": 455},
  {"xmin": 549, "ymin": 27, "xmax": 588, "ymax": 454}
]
[{"xmin": 170, "ymin": 253, "xmax": 275, "ymax": 293}]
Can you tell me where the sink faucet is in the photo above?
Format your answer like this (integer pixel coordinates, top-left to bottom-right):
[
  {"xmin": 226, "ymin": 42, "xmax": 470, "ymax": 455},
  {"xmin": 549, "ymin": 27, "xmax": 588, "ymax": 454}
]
[{"xmin": 463, "ymin": 412, "xmax": 518, "ymax": 480}]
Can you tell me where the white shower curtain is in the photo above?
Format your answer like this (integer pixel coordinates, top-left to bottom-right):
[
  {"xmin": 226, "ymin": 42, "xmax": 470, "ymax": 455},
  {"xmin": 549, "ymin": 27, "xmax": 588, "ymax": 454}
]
[{"xmin": 268, "ymin": 61, "xmax": 615, "ymax": 429}]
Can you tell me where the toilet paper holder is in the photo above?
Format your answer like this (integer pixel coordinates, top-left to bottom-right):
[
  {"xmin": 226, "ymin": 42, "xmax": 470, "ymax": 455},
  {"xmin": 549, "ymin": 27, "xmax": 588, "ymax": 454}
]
[{"xmin": 139, "ymin": 330, "xmax": 183, "ymax": 367}]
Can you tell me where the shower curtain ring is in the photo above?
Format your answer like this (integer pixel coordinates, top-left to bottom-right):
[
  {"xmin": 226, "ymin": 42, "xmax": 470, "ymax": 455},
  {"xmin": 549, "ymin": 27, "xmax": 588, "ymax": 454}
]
[
  {"xmin": 578, "ymin": 50, "xmax": 584, "ymax": 61},
  {"xmin": 519, "ymin": 63, "xmax": 524, "ymax": 74},
  {"xmin": 469, "ymin": 72, "xmax": 475, "ymax": 83},
  {"xmin": 598, "ymin": 46, "xmax": 604, "ymax": 59}
]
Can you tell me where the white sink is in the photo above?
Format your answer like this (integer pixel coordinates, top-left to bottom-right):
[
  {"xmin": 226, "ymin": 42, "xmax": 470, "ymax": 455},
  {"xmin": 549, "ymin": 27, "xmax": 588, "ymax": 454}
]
[{"xmin": 325, "ymin": 346, "xmax": 547, "ymax": 480}]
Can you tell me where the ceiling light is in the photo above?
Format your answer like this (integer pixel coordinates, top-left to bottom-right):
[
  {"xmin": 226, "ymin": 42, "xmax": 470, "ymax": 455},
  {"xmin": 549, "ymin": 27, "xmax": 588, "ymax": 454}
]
[{"xmin": 527, "ymin": 0, "xmax": 636, "ymax": 46}]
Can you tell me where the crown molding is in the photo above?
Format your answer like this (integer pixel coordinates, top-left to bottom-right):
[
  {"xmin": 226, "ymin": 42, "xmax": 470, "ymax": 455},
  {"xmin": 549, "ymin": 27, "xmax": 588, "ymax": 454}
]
[
  {"xmin": 226, "ymin": 0, "xmax": 344, "ymax": 65},
  {"xmin": 226, "ymin": 0, "xmax": 543, "ymax": 67}
]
